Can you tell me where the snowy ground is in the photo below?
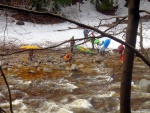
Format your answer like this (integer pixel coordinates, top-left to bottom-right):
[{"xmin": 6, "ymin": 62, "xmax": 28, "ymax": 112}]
[{"xmin": 0, "ymin": 0, "xmax": 150, "ymax": 49}]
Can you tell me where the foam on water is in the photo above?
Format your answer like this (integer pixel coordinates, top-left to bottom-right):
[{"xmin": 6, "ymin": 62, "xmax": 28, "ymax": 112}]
[
  {"xmin": 57, "ymin": 83, "xmax": 78, "ymax": 92},
  {"xmin": 131, "ymin": 82, "xmax": 138, "ymax": 88},
  {"xmin": 96, "ymin": 91, "xmax": 116, "ymax": 98},
  {"xmin": 95, "ymin": 74, "xmax": 111, "ymax": 79},
  {"xmin": 133, "ymin": 92, "xmax": 150, "ymax": 98},
  {"xmin": 66, "ymin": 99, "xmax": 92, "ymax": 109},
  {"xmin": 57, "ymin": 108, "xmax": 73, "ymax": 113},
  {"xmin": 132, "ymin": 109, "xmax": 150, "ymax": 113},
  {"xmin": 0, "ymin": 99, "xmax": 23, "ymax": 107},
  {"xmin": 15, "ymin": 79, "xmax": 32, "ymax": 85},
  {"xmin": 0, "ymin": 93, "xmax": 5, "ymax": 98}
]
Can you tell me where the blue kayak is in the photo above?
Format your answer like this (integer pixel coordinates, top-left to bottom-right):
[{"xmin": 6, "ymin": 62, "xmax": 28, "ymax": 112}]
[{"xmin": 103, "ymin": 39, "xmax": 111, "ymax": 48}]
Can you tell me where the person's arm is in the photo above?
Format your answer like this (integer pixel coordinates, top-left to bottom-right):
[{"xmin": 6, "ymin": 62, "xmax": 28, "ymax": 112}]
[{"xmin": 99, "ymin": 41, "xmax": 104, "ymax": 46}]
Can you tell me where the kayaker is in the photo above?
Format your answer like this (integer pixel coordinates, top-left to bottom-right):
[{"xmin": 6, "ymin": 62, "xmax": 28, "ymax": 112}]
[
  {"xmin": 28, "ymin": 50, "xmax": 34, "ymax": 61},
  {"xmin": 83, "ymin": 29, "xmax": 90, "ymax": 41},
  {"xmin": 70, "ymin": 36, "xmax": 75, "ymax": 53},
  {"xmin": 118, "ymin": 44, "xmax": 124, "ymax": 58}
]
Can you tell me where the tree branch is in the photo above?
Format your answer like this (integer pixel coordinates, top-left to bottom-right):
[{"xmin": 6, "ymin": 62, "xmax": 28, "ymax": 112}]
[{"xmin": 139, "ymin": 10, "xmax": 150, "ymax": 14}]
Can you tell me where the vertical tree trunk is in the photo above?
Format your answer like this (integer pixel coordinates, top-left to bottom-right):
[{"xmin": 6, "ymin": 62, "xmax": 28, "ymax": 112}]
[
  {"xmin": 79, "ymin": 0, "xmax": 81, "ymax": 12},
  {"xmin": 120, "ymin": 0, "xmax": 140, "ymax": 113},
  {"xmin": 124, "ymin": 0, "xmax": 129, "ymax": 7},
  {"xmin": 139, "ymin": 18, "xmax": 149, "ymax": 61}
]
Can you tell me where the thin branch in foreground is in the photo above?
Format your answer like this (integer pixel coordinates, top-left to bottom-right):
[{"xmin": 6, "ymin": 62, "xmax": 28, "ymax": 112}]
[
  {"xmin": 0, "ymin": 66, "xmax": 13, "ymax": 113},
  {"xmin": 0, "ymin": 107, "xmax": 6, "ymax": 113},
  {"xmin": 104, "ymin": 64, "xmax": 123, "ymax": 90}
]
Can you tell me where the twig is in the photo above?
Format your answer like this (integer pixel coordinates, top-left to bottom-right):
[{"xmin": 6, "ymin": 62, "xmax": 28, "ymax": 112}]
[
  {"xmin": 0, "ymin": 66, "xmax": 13, "ymax": 113},
  {"xmin": 104, "ymin": 63, "xmax": 123, "ymax": 89},
  {"xmin": 0, "ymin": 107, "xmax": 6, "ymax": 113}
]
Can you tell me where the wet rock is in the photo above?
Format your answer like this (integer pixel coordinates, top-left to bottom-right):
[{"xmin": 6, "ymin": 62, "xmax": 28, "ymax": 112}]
[
  {"xmin": 47, "ymin": 62, "xmax": 54, "ymax": 67},
  {"xmin": 28, "ymin": 70, "xmax": 36, "ymax": 74},
  {"xmin": 67, "ymin": 99, "xmax": 92, "ymax": 109},
  {"xmin": 71, "ymin": 108, "xmax": 95, "ymax": 113},
  {"xmin": 80, "ymin": 68, "xmax": 95, "ymax": 74},
  {"xmin": 98, "ymin": 67, "xmax": 107, "ymax": 74},
  {"xmin": 77, "ymin": 64, "xmax": 85, "ymax": 68},
  {"xmin": 66, "ymin": 95, "xmax": 77, "ymax": 103},
  {"xmin": 16, "ymin": 20, "xmax": 25, "ymax": 25},
  {"xmin": 17, "ymin": 64, "xmax": 22, "ymax": 68},
  {"xmin": 47, "ymin": 56, "xmax": 54, "ymax": 62},
  {"xmin": 106, "ymin": 68, "xmax": 113, "ymax": 74},
  {"xmin": 90, "ymin": 97, "xmax": 119, "ymax": 112},
  {"xmin": 23, "ymin": 99, "xmax": 41, "ymax": 108},
  {"xmin": 59, "ymin": 62, "xmax": 66, "ymax": 67},
  {"xmin": 141, "ymin": 100, "xmax": 150, "ymax": 109},
  {"xmin": 7, "ymin": 67, "xmax": 12, "ymax": 71},
  {"xmin": 43, "ymin": 67, "xmax": 53, "ymax": 73},
  {"xmin": 73, "ymin": 87, "xmax": 89, "ymax": 94},
  {"xmin": 54, "ymin": 62, "xmax": 59, "ymax": 66},
  {"xmin": 2, "ymin": 65, "xmax": 7, "ymax": 70},
  {"xmin": 57, "ymin": 108, "xmax": 71, "ymax": 113},
  {"xmin": 54, "ymin": 65, "xmax": 65, "ymax": 71},
  {"xmin": 103, "ymin": 97, "xmax": 119, "ymax": 112},
  {"xmin": 90, "ymin": 97, "xmax": 106, "ymax": 109},
  {"xmin": 65, "ymin": 66, "xmax": 70, "ymax": 71},
  {"xmin": 0, "ymin": 93, "xmax": 8, "ymax": 103},
  {"xmin": 0, "ymin": 60, "xmax": 5, "ymax": 66},
  {"xmin": 14, "ymin": 69, "xmax": 19, "ymax": 73},
  {"xmin": 98, "ymin": 62, "xmax": 107, "ymax": 68},
  {"xmin": 94, "ymin": 59, "xmax": 103, "ymax": 63},
  {"xmin": 8, "ymin": 62, "xmax": 14, "ymax": 66},
  {"xmin": 139, "ymin": 79, "xmax": 150, "ymax": 93},
  {"xmin": 70, "ymin": 64, "xmax": 77, "ymax": 71},
  {"xmin": 11, "ymin": 90, "xmax": 28, "ymax": 100},
  {"xmin": 71, "ymin": 73, "xmax": 82, "ymax": 78},
  {"xmin": 37, "ymin": 67, "xmax": 41, "ymax": 71},
  {"xmin": 34, "ymin": 62, "xmax": 39, "ymax": 67}
]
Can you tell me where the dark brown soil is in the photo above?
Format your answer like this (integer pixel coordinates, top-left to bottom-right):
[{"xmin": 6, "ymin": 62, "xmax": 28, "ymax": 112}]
[
  {"xmin": 10, "ymin": 7, "xmax": 150, "ymax": 25},
  {"xmin": 12, "ymin": 11, "xmax": 65, "ymax": 24}
]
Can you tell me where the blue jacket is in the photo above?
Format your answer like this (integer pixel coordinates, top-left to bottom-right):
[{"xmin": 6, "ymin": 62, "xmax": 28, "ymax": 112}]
[{"xmin": 83, "ymin": 29, "xmax": 89, "ymax": 35}]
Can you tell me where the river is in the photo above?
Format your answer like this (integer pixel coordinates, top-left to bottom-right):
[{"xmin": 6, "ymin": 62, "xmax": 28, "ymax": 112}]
[{"xmin": 0, "ymin": 51, "xmax": 150, "ymax": 113}]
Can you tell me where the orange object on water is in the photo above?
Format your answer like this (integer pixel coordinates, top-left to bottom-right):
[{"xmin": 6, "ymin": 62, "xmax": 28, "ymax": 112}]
[{"xmin": 64, "ymin": 53, "xmax": 72, "ymax": 62}]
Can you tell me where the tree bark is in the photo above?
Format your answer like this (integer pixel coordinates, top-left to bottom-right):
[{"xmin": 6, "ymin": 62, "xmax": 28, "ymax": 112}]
[{"xmin": 120, "ymin": 0, "xmax": 140, "ymax": 113}]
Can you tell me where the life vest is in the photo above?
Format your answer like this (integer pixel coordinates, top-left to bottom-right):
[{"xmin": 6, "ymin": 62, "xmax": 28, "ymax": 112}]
[
  {"xmin": 70, "ymin": 39, "xmax": 75, "ymax": 46},
  {"xmin": 118, "ymin": 44, "xmax": 124, "ymax": 54},
  {"xmin": 121, "ymin": 53, "xmax": 124, "ymax": 62},
  {"xmin": 29, "ymin": 51, "xmax": 33, "ymax": 56}
]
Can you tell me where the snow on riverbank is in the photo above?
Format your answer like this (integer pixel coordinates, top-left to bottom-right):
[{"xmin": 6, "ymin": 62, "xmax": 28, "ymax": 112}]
[{"xmin": 0, "ymin": 0, "xmax": 150, "ymax": 49}]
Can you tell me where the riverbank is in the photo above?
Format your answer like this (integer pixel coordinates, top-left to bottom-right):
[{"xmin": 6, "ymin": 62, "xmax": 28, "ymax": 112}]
[{"xmin": 0, "ymin": 49, "xmax": 122, "ymax": 80}]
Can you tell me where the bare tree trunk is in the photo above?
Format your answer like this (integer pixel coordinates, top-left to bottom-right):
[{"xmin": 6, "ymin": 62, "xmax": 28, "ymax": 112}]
[
  {"xmin": 79, "ymin": 0, "xmax": 81, "ymax": 12},
  {"xmin": 139, "ymin": 18, "xmax": 149, "ymax": 61},
  {"xmin": 91, "ymin": 38, "xmax": 94, "ymax": 50},
  {"xmin": 120, "ymin": 0, "xmax": 140, "ymax": 113},
  {"xmin": 124, "ymin": 0, "xmax": 128, "ymax": 7},
  {"xmin": 139, "ymin": 18, "xmax": 144, "ymax": 51}
]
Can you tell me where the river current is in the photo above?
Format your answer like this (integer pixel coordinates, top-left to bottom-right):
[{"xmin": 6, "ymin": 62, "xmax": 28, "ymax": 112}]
[{"xmin": 0, "ymin": 69, "xmax": 150, "ymax": 113}]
